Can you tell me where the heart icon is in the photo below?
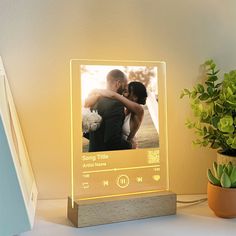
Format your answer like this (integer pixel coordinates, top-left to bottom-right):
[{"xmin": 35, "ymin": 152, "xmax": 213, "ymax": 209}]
[{"xmin": 152, "ymin": 175, "xmax": 160, "ymax": 182}]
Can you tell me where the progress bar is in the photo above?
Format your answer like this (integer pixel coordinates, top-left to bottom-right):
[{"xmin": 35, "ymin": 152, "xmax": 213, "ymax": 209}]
[{"xmin": 82, "ymin": 164, "xmax": 160, "ymax": 174}]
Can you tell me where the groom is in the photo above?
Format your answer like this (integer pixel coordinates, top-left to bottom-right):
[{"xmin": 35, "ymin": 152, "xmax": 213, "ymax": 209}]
[{"xmin": 88, "ymin": 69, "xmax": 132, "ymax": 152}]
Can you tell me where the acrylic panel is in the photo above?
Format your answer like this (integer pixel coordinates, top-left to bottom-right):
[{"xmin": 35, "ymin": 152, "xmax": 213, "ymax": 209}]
[{"xmin": 70, "ymin": 60, "xmax": 168, "ymax": 201}]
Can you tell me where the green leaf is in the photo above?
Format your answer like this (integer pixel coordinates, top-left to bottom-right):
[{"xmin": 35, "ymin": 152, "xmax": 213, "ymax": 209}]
[
  {"xmin": 227, "ymin": 162, "xmax": 233, "ymax": 176},
  {"xmin": 215, "ymin": 104, "xmax": 223, "ymax": 113},
  {"xmin": 231, "ymin": 138, "xmax": 236, "ymax": 149},
  {"xmin": 210, "ymin": 63, "xmax": 216, "ymax": 70},
  {"xmin": 227, "ymin": 87, "xmax": 233, "ymax": 96},
  {"xmin": 226, "ymin": 137, "xmax": 233, "ymax": 145},
  {"xmin": 213, "ymin": 162, "xmax": 218, "ymax": 178},
  {"xmin": 217, "ymin": 164, "xmax": 224, "ymax": 179},
  {"xmin": 218, "ymin": 115, "xmax": 234, "ymax": 133},
  {"xmin": 211, "ymin": 95, "xmax": 220, "ymax": 102},
  {"xmin": 230, "ymin": 166, "xmax": 236, "ymax": 183},
  {"xmin": 231, "ymin": 181, "xmax": 236, "ymax": 188},
  {"xmin": 185, "ymin": 120, "xmax": 195, "ymax": 129},
  {"xmin": 205, "ymin": 81, "xmax": 214, "ymax": 87},
  {"xmin": 207, "ymin": 169, "xmax": 220, "ymax": 185},
  {"xmin": 208, "ymin": 126, "xmax": 215, "ymax": 134},
  {"xmin": 180, "ymin": 92, "xmax": 185, "ymax": 99},
  {"xmin": 208, "ymin": 75, "xmax": 218, "ymax": 82},
  {"xmin": 212, "ymin": 116, "xmax": 220, "ymax": 128},
  {"xmin": 207, "ymin": 86, "xmax": 214, "ymax": 96},
  {"xmin": 213, "ymin": 90, "xmax": 220, "ymax": 96},
  {"xmin": 223, "ymin": 166, "xmax": 229, "ymax": 175},
  {"xmin": 184, "ymin": 88, "xmax": 190, "ymax": 94},
  {"xmin": 199, "ymin": 93, "xmax": 209, "ymax": 101},
  {"xmin": 211, "ymin": 141, "xmax": 221, "ymax": 149},
  {"xmin": 205, "ymin": 59, "xmax": 214, "ymax": 66},
  {"xmin": 201, "ymin": 111, "xmax": 208, "ymax": 120},
  {"xmin": 221, "ymin": 172, "xmax": 231, "ymax": 188},
  {"xmin": 181, "ymin": 89, "xmax": 191, "ymax": 98},
  {"xmin": 207, "ymin": 70, "xmax": 220, "ymax": 76},
  {"xmin": 197, "ymin": 84, "xmax": 204, "ymax": 93},
  {"xmin": 191, "ymin": 91, "xmax": 197, "ymax": 99},
  {"xmin": 215, "ymin": 83, "xmax": 222, "ymax": 88},
  {"xmin": 212, "ymin": 69, "xmax": 220, "ymax": 75},
  {"xmin": 202, "ymin": 140, "xmax": 209, "ymax": 147}
]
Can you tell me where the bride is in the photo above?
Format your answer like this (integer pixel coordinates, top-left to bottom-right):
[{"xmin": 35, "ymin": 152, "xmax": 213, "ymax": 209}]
[{"xmin": 84, "ymin": 81, "xmax": 148, "ymax": 149}]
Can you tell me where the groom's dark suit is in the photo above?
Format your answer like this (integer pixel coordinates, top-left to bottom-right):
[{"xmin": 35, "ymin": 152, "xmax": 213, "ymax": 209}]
[{"xmin": 88, "ymin": 97, "xmax": 132, "ymax": 152}]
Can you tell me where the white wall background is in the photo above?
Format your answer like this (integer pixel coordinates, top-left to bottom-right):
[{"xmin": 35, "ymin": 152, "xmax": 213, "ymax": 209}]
[{"xmin": 0, "ymin": 0, "xmax": 236, "ymax": 199}]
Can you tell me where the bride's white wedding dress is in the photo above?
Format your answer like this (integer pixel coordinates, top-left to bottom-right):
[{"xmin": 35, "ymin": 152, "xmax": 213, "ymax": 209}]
[
  {"xmin": 122, "ymin": 113, "xmax": 131, "ymax": 141},
  {"xmin": 122, "ymin": 91, "xmax": 159, "ymax": 141}
]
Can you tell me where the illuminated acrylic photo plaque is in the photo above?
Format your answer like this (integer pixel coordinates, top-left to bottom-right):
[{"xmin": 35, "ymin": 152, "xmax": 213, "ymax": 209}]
[
  {"xmin": 68, "ymin": 59, "xmax": 176, "ymax": 227},
  {"xmin": 0, "ymin": 57, "xmax": 37, "ymax": 236}
]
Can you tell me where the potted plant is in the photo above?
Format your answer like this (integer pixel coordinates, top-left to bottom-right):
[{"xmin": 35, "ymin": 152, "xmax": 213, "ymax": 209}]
[
  {"xmin": 181, "ymin": 59, "xmax": 236, "ymax": 218},
  {"xmin": 207, "ymin": 161, "xmax": 236, "ymax": 218},
  {"xmin": 180, "ymin": 59, "xmax": 236, "ymax": 164}
]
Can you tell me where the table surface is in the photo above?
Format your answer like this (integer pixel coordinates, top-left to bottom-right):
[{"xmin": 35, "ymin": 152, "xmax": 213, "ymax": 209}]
[{"xmin": 18, "ymin": 195, "xmax": 236, "ymax": 236}]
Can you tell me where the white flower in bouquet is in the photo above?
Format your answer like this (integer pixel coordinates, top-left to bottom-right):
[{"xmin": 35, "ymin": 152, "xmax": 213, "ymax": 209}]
[{"xmin": 82, "ymin": 108, "xmax": 102, "ymax": 133}]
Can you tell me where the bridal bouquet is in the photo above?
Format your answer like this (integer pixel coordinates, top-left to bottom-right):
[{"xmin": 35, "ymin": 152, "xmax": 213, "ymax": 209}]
[{"xmin": 82, "ymin": 108, "xmax": 102, "ymax": 133}]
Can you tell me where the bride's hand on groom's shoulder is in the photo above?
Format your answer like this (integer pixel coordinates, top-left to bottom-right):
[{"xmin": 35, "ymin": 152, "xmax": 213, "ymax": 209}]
[{"xmin": 89, "ymin": 89, "xmax": 100, "ymax": 95}]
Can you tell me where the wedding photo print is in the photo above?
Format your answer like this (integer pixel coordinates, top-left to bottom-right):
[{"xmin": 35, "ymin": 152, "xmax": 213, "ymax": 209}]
[{"xmin": 82, "ymin": 65, "xmax": 159, "ymax": 153}]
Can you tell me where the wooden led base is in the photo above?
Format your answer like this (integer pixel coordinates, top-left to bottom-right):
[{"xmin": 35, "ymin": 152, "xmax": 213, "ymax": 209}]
[{"xmin": 67, "ymin": 191, "xmax": 176, "ymax": 227}]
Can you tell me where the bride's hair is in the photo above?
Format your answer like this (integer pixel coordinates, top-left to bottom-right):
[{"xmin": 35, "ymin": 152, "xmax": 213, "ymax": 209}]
[{"xmin": 128, "ymin": 82, "xmax": 147, "ymax": 105}]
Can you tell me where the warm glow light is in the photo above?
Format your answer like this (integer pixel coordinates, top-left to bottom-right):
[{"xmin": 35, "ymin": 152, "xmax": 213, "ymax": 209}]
[{"xmin": 70, "ymin": 59, "xmax": 168, "ymax": 205}]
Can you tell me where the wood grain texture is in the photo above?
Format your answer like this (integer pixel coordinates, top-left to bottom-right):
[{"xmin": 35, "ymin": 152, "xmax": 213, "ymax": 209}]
[{"xmin": 67, "ymin": 191, "xmax": 176, "ymax": 227}]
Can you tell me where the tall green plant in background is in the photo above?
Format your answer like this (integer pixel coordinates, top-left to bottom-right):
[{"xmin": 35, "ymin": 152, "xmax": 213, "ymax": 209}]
[{"xmin": 181, "ymin": 60, "xmax": 236, "ymax": 156}]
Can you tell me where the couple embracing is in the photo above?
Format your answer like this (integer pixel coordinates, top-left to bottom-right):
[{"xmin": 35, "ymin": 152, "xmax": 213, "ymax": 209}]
[{"xmin": 84, "ymin": 69, "xmax": 147, "ymax": 152}]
